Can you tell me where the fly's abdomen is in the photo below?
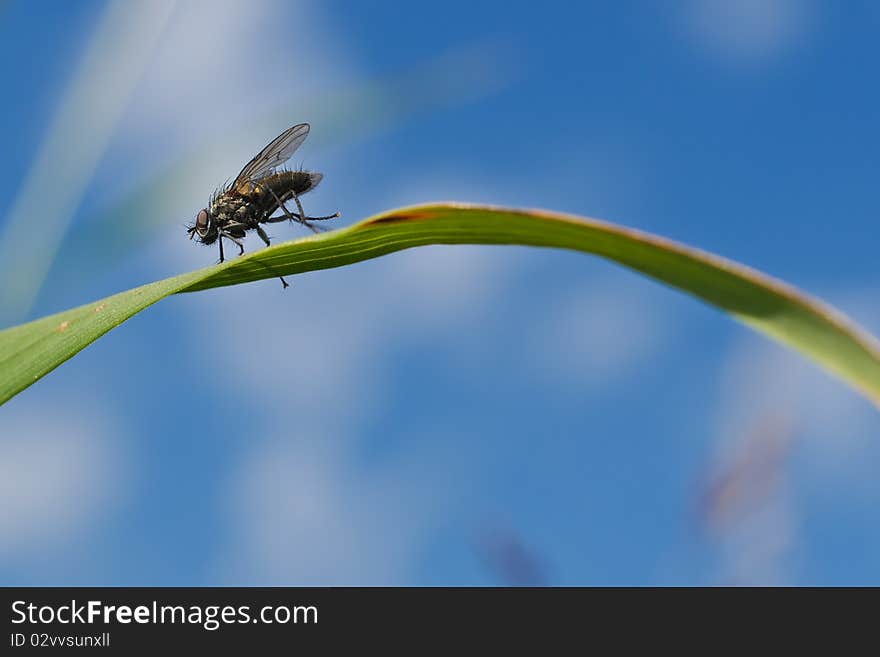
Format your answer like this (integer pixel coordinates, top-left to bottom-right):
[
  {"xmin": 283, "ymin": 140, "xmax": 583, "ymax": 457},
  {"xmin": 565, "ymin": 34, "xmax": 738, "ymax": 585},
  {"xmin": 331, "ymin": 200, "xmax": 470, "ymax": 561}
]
[
  {"xmin": 248, "ymin": 171, "xmax": 323, "ymax": 219},
  {"xmin": 263, "ymin": 170, "xmax": 320, "ymax": 199}
]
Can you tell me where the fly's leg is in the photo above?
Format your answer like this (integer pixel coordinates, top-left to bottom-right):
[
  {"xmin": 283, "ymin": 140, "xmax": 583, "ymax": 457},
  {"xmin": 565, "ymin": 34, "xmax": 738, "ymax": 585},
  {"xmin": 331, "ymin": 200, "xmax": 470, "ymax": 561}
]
[
  {"xmin": 263, "ymin": 187, "xmax": 339, "ymax": 232},
  {"xmin": 263, "ymin": 211, "xmax": 338, "ymax": 223},
  {"xmin": 255, "ymin": 225, "xmax": 290, "ymax": 289},
  {"xmin": 292, "ymin": 192, "xmax": 308, "ymax": 228},
  {"xmin": 264, "ymin": 187, "xmax": 298, "ymax": 221},
  {"xmin": 265, "ymin": 187, "xmax": 322, "ymax": 234},
  {"xmin": 289, "ymin": 193, "xmax": 329, "ymax": 233},
  {"xmin": 303, "ymin": 212, "xmax": 339, "ymax": 221},
  {"xmin": 265, "ymin": 187, "xmax": 310, "ymax": 228},
  {"xmin": 219, "ymin": 231, "xmax": 286, "ymax": 287},
  {"xmin": 221, "ymin": 232, "xmax": 245, "ymax": 256}
]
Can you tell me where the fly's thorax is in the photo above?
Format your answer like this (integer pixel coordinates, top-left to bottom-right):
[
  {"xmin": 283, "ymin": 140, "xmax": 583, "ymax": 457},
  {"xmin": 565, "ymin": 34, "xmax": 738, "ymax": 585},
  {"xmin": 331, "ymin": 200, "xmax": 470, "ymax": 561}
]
[{"xmin": 209, "ymin": 193, "xmax": 259, "ymax": 227}]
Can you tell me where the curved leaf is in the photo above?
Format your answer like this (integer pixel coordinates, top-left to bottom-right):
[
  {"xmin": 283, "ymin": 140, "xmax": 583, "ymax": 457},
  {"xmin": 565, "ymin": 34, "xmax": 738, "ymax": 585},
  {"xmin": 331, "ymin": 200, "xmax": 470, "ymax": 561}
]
[{"xmin": 2, "ymin": 203, "xmax": 880, "ymax": 407}]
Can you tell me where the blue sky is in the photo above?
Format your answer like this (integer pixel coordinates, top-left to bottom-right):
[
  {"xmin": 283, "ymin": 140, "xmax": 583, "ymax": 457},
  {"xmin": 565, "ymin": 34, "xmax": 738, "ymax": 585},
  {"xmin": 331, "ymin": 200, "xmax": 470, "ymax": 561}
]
[{"xmin": 1, "ymin": 0, "xmax": 880, "ymax": 585}]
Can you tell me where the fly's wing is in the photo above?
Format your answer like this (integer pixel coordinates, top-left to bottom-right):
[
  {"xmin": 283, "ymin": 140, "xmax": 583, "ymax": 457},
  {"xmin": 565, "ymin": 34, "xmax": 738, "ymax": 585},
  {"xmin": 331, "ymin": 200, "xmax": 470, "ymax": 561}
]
[{"xmin": 232, "ymin": 123, "xmax": 310, "ymax": 191}]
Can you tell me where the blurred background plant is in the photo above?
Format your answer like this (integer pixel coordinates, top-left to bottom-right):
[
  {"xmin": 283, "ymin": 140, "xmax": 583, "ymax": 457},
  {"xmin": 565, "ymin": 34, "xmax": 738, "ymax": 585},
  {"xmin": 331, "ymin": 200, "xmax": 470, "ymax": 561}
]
[{"xmin": 2, "ymin": 0, "xmax": 880, "ymax": 585}]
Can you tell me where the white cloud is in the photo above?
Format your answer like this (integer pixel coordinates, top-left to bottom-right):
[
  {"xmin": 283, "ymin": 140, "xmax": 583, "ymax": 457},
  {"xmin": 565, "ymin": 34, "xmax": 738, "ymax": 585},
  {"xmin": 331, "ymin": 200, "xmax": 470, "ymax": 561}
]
[
  {"xmin": 527, "ymin": 273, "xmax": 672, "ymax": 386},
  {"xmin": 176, "ymin": 243, "xmax": 514, "ymax": 423},
  {"xmin": 214, "ymin": 429, "xmax": 471, "ymax": 584},
  {"xmin": 715, "ymin": 493, "xmax": 797, "ymax": 585},
  {"xmin": 368, "ymin": 167, "xmax": 672, "ymax": 389},
  {"xmin": 681, "ymin": 0, "xmax": 816, "ymax": 65},
  {"xmin": 702, "ymin": 286, "xmax": 880, "ymax": 582},
  {"xmin": 713, "ymin": 328, "xmax": 878, "ymax": 479},
  {"xmin": 0, "ymin": 400, "xmax": 128, "ymax": 558},
  {"xmin": 119, "ymin": 0, "xmax": 356, "ymax": 156}
]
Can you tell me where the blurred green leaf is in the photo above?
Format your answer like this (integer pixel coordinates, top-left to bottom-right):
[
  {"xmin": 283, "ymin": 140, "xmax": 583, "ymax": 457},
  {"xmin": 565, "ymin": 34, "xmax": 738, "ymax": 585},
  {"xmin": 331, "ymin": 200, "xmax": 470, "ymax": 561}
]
[{"xmin": 3, "ymin": 203, "xmax": 880, "ymax": 408}]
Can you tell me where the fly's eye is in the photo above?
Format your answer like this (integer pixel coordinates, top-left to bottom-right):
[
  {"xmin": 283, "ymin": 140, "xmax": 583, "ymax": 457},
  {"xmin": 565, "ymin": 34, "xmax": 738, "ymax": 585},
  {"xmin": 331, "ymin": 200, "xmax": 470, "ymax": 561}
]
[{"xmin": 196, "ymin": 209, "xmax": 209, "ymax": 233}]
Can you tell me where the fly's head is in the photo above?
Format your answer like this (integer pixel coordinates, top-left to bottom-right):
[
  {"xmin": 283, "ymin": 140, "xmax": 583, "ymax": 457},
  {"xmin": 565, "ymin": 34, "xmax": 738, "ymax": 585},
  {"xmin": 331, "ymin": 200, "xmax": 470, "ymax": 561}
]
[{"xmin": 187, "ymin": 208, "xmax": 218, "ymax": 245}]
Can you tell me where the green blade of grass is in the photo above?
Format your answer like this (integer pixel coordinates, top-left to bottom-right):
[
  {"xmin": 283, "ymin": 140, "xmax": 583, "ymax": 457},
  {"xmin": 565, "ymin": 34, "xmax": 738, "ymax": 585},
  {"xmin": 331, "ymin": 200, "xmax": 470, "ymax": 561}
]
[{"xmin": 2, "ymin": 202, "xmax": 879, "ymax": 407}]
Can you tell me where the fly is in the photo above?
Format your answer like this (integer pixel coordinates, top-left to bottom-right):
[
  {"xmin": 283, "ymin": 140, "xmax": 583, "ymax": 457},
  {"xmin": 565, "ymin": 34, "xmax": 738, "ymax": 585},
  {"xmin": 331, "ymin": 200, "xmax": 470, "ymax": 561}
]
[{"xmin": 187, "ymin": 122, "xmax": 338, "ymax": 288}]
